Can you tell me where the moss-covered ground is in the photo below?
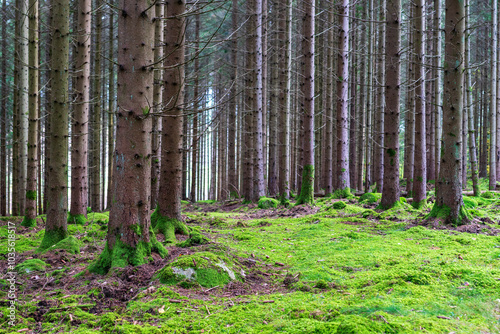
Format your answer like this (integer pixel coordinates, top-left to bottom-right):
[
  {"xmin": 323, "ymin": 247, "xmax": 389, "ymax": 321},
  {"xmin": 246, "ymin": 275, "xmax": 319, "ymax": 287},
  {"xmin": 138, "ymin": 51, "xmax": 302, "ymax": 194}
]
[{"xmin": 0, "ymin": 182, "xmax": 500, "ymax": 333}]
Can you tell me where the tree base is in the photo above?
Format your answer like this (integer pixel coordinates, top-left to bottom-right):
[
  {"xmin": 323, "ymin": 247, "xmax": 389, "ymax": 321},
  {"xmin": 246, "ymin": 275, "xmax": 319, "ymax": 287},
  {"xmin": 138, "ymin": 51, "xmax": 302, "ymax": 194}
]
[
  {"xmin": 412, "ymin": 199, "xmax": 427, "ymax": 210},
  {"xmin": 331, "ymin": 187, "xmax": 352, "ymax": 200},
  {"xmin": 21, "ymin": 217, "xmax": 37, "ymax": 227},
  {"xmin": 295, "ymin": 165, "xmax": 315, "ymax": 205},
  {"xmin": 426, "ymin": 203, "xmax": 471, "ymax": 226},
  {"xmin": 89, "ymin": 229, "xmax": 167, "ymax": 275},
  {"xmin": 67, "ymin": 213, "xmax": 87, "ymax": 225},
  {"xmin": 37, "ymin": 227, "xmax": 68, "ymax": 252},
  {"xmin": 151, "ymin": 207, "xmax": 189, "ymax": 243}
]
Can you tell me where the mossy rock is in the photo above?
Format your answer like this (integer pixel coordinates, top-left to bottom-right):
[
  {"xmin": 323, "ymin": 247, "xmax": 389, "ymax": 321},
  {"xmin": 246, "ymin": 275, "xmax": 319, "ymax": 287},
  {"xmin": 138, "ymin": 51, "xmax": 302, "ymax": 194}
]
[
  {"xmin": 156, "ymin": 251, "xmax": 241, "ymax": 288},
  {"xmin": 359, "ymin": 192, "xmax": 382, "ymax": 204},
  {"xmin": 15, "ymin": 259, "xmax": 48, "ymax": 274},
  {"xmin": 42, "ymin": 236, "xmax": 81, "ymax": 254},
  {"xmin": 331, "ymin": 201, "xmax": 347, "ymax": 210},
  {"xmin": 258, "ymin": 197, "xmax": 279, "ymax": 209},
  {"xmin": 177, "ymin": 231, "xmax": 210, "ymax": 248}
]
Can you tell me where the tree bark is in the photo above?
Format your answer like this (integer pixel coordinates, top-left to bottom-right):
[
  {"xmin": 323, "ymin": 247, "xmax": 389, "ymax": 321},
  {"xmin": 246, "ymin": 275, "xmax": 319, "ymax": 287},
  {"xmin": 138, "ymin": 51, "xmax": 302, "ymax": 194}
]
[
  {"xmin": 490, "ymin": 0, "xmax": 498, "ymax": 190},
  {"xmin": 380, "ymin": 0, "xmax": 401, "ymax": 209},
  {"xmin": 0, "ymin": 0, "xmax": 8, "ymax": 215},
  {"xmin": 190, "ymin": 13, "xmax": 200, "ymax": 202},
  {"xmin": 228, "ymin": 0, "xmax": 238, "ymax": 198},
  {"xmin": 374, "ymin": 0, "xmax": 385, "ymax": 193}
]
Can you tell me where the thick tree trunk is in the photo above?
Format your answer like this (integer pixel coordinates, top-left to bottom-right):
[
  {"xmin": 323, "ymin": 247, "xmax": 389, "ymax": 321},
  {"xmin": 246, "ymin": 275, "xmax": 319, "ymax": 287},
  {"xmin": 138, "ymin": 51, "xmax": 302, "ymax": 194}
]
[
  {"xmin": 336, "ymin": 0, "xmax": 350, "ymax": 193},
  {"xmin": 296, "ymin": 0, "xmax": 315, "ymax": 205},
  {"xmin": 380, "ymin": 0, "xmax": 401, "ymax": 209},
  {"xmin": 412, "ymin": 0, "xmax": 427, "ymax": 208},
  {"xmin": 151, "ymin": 0, "xmax": 189, "ymax": 242},
  {"xmin": 69, "ymin": 0, "xmax": 91, "ymax": 224},
  {"xmin": 89, "ymin": 0, "xmax": 166, "ymax": 274},
  {"xmin": 22, "ymin": 0, "xmax": 39, "ymax": 227},
  {"xmin": 430, "ymin": 0, "xmax": 468, "ymax": 224},
  {"xmin": 39, "ymin": 0, "xmax": 70, "ymax": 250}
]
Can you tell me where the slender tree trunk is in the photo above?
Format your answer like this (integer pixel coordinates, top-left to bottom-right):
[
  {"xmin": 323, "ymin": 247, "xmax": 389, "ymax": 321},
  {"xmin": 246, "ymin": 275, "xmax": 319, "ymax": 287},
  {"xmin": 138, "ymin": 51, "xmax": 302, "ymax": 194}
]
[
  {"xmin": 497, "ymin": 1, "xmax": 500, "ymax": 184},
  {"xmin": 278, "ymin": 0, "xmax": 291, "ymax": 201},
  {"xmin": 374, "ymin": 0, "xmax": 385, "ymax": 193},
  {"xmin": 39, "ymin": 0, "xmax": 70, "ymax": 250},
  {"xmin": 412, "ymin": 0, "xmax": 427, "ymax": 208},
  {"xmin": 69, "ymin": 0, "xmax": 91, "ymax": 224},
  {"xmin": 296, "ymin": 0, "xmax": 315, "ymax": 205},
  {"xmin": 190, "ymin": 13, "xmax": 200, "ymax": 202},
  {"xmin": 151, "ymin": 0, "xmax": 189, "ymax": 242},
  {"xmin": 336, "ymin": 0, "xmax": 350, "ymax": 193},
  {"xmin": 268, "ymin": 7, "xmax": 279, "ymax": 197},
  {"xmin": 228, "ymin": 0, "xmax": 238, "ymax": 198},
  {"xmin": 322, "ymin": 5, "xmax": 334, "ymax": 195},
  {"xmin": 434, "ymin": 0, "xmax": 442, "ymax": 180},
  {"xmin": 0, "ymin": 0, "xmax": 7, "ymax": 215},
  {"xmin": 107, "ymin": 5, "xmax": 115, "ymax": 210},
  {"xmin": 364, "ymin": 0, "xmax": 374, "ymax": 192},
  {"xmin": 490, "ymin": 0, "xmax": 498, "ymax": 190},
  {"xmin": 22, "ymin": 0, "xmax": 39, "ymax": 227},
  {"xmin": 380, "ymin": 0, "xmax": 401, "ymax": 209},
  {"xmin": 430, "ymin": 0, "xmax": 468, "ymax": 224}
]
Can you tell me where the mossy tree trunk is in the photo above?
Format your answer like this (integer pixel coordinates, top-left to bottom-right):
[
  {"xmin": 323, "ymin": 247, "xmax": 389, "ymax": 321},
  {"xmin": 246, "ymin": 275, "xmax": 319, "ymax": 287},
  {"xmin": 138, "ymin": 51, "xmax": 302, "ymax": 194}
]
[
  {"xmin": 336, "ymin": 0, "xmax": 350, "ymax": 192},
  {"xmin": 412, "ymin": 0, "xmax": 426, "ymax": 208},
  {"xmin": 430, "ymin": 0, "xmax": 468, "ymax": 225},
  {"xmin": 152, "ymin": 0, "xmax": 189, "ymax": 242},
  {"xmin": 39, "ymin": 0, "xmax": 70, "ymax": 250},
  {"xmin": 296, "ymin": 0, "xmax": 315, "ymax": 206},
  {"xmin": 90, "ymin": 0, "xmax": 166, "ymax": 274},
  {"xmin": 278, "ymin": 0, "xmax": 292, "ymax": 202},
  {"xmin": 22, "ymin": 0, "xmax": 39, "ymax": 227},
  {"xmin": 69, "ymin": 0, "xmax": 91, "ymax": 225},
  {"xmin": 380, "ymin": 0, "xmax": 401, "ymax": 209}
]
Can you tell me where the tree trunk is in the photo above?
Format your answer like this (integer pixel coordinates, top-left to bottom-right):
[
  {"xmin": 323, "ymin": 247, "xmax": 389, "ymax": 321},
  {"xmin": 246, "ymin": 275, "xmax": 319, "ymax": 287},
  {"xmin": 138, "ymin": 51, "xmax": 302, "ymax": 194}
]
[
  {"xmin": 69, "ymin": 0, "xmax": 91, "ymax": 224},
  {"xmin": 190, "ymin": 13, "xmax": 200, "ymax": 202},
  {"xmin": 429, "ymin": 0, "xmax": 468, "ymax": 224},
  {"xmin": 151, "ymin": 0, "xmax": 189, "ymax": 243},
  {"xmin": 380, "ymin": 0, "xmax": 401, "ymax": 209},
  {"xmin": 490, "ymin": 0, "xmax": 498, "ymax": 190},
  {"xmin": 336, "ymin": 0, "xmax": 350, "ymax": 194},
  {"xmin": 228, "ymin": 0, "xmax": 238, "ymax": 198},
  {"xmin": 296, "ymin": 0, "xmax": 315, "ymax": 205},
  {"xmin": 89, "ymin": 0, "xmax": 167, "ymax": 274},
  {"xmin": 374, "ymin": 0, "xmax": 385, "ymax": 193},
  {"xmin": 412, "ymin": 0, "xmax": 427, "ymax": 208},
  {"xmin": 38, "ymin": 0, "xmax": 70, "ymax": 250},
  {"xmin": 268, "ymin": 7, "xmax": 279, "ymax": 197},
  {"xmin": 0, "ymin": 0, "xmax": 7, "ymax": 215},
  {"xmin": 107, "ymin": 6, "xmax": 115, "ymax": 210},
  {"xmin": 22, "ymin": 0, "xmax": 39, "ymax": 227}
]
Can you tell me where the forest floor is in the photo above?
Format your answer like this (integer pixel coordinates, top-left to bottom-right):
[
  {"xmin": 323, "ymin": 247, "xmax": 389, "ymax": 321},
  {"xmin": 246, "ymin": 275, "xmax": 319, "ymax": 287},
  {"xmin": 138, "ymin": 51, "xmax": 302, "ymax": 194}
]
[{"xmin": 1, "ymin": 180, "xmax": 500, "ymax": 333}]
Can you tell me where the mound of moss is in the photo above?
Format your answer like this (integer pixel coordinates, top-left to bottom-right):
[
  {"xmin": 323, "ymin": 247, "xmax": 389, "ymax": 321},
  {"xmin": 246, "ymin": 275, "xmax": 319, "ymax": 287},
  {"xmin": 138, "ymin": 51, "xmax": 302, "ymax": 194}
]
[
  {"xmin": 258, "ymin": 197, "xmax": 279, "ymax": 209},
  {"xmin": 156, "ymin": 251, "xmax": 241, "ymax": 288},
  {"xmin": 331, "ymin": 188, "xmax": 353, "ymax": 199},
  {"xmin": 359, "ymin": 192, "xmax": 382, "ymax": 204},
  {"xmin": 331, "ymin": 201, "xmax": 347, "ymax": 210},
  {"xmin": 15, "ymin": 259, "xmax": 48, "ymax": 274},
  {"xmin": 178, "ymin": 231, "xmax": 210, "ymax": 248},
  {"xmin": 42, "ymin": 236, "xmax": 82, "ymax": 254}
]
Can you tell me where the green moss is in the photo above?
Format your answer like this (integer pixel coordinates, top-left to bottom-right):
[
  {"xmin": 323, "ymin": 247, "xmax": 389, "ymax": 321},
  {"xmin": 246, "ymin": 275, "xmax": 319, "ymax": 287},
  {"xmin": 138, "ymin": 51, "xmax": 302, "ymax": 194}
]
[
  {"xmin": 411, "ymin": 198, "xmax": 427, "ymax": 209},
  {"xmin": 26, "ymin": 190, "xmax": 37, "ymax": 200},
  {"xmin": 427, "ymin": 203, "xmax": 471, "ymax": 226},
  {"xmin": 177, "ymin": 231, "xmax": 210, "ymax": 247},
  {"xmin": 41, "ymin": 236, "xmax": 81, "ymax": 254},
  {"xmin": 151, "ymin": 206, "xmax": 189, "ymax": 243},
  {"xmin": 332, "ymin": 201, "xmax": 347, "ymax": 210},
  {"xmin": 15, "ymin": 259, "xmax": 47, "ymax": 274},
  {"xmin": 156, "ymin": 251, "xmax": 237, "ymax": 288},
  {"xmin": 37, "ymin": 227, "xmax": 69, "ymax": 252},
  {"xmin": 376, "ymin": 198, "xmax": 408, "ymax": 211},
  {"xmin": 295, "ymin": 165, "xmax": 315, "ymax": 205},
  {"xmin": 67, "ymin": 213, "xmax": 86, "ymax": 225},
  {"xmin": 387, "ymin": 148, "xmax": 396, "ymax": 157},
  {"xmin": 21, "ymin": 216, "xmax": 37, "ymax": 227},
  {"xmin": 258, "ymin": 197, "xmax": 279, "ymax": 209},
  {"xmin": 97, "ymin": 312, "xmax": 119, "ymax": 329},
  {"xmin": 331, "ymin": 187, "xmax": 353, "ymax": 199},
  {"xmin": 359, "ymin": 192, "xmax": 382, "ymax": 204},
  {"xmin": 481, "ymin": 191, "xmax": 496, "ymax": 199},
  {"xmin": 463, "ymin": 196, "xmax": 478, "ymax": 209}
]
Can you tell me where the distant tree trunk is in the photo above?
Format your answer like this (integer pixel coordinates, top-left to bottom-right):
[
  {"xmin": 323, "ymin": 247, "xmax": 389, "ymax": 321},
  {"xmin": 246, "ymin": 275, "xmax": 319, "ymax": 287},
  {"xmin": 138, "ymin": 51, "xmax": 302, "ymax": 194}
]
[
  {"xmin": 374, "ymin": 0, "xmax": 386, "ymax": 193},
  {"xmin": 364, "ymin": 0, "xmax": 374, "ymax": 192},
  {"xmin": 356, "ymin": 14, "xmax": 366, "ymax": 192},
  {"xmin": 0, "ymin": 0, "xmax": 7, "ymax": 215},
  {"xmin": 39, "ymin": 0, "xmax": 70, "ymax": 250},
  {"xmin": 107, "ymin": 5, "xmax": 115, "ymax": 210},
  {"xmin": 348, "ymin": 30, "xmax": 357, "ymax": 189},
  {"xmin": 278, "ymin": 0, "xmax": 292, "ymax": 202},
  {"xmin": 268, "ymin": 8, "xmax": 279, "ymax": 197},
  {"xmin": 228, "ymin": 0, "xmax": 238, "ymax": 198},
  {"xmin": 429, "ymin": 0, "xmax": 468, "ymax": 224},
  {"xmin": 151, "ymin": 0, "xmax": 163, "ymax": 208},
  {"xmin": 151, "ymin": 0, "xmax": 189, "ymax": 242},
  {"xmin": 497, "ymin": 1, "xmax": 500, "ymax": 183},
  {"xmin": 296, "ymin": 0, "xmax": 315, "ymax": 205},
  {"xmin": 479, "ymin": 73, "xmax": 488, "ymax": 177},
  {"xmin": 43, "ymin": 0, "xmax": 52, "ymax": 215},
  {"xmin": 261, "ymin": 0, "xmax": 268, "ymax": 178},
  {"xmin": 190, "ymin": 13, "xmax": 200, "ymax": 202},
  {"xmin": 434, "ymin": 0, "xmax": 442, "ymax": 179},
  {"xmin": 412, "ymin": 0, "xmax": 427, "ymax": 208},
  {"xmin": 404, "ymin": 10, "xmax": 414, "ymax": 196},
  {"xmin": 17, "ymin": 0, "xmax": 29, "ymax": 216},
  {"xmin": 380, "ymin": 0, "xmax": 401, "ymax": 209},
  {"xmin": 69, "ymin": 0, "xmax": 91, "ymax": 224},
  {"xmin": 490, "ymin": 0, "xmax": 498, "ymax": 190},
  {"xmin": 89, "ymin": 0, "xmax": 167, "ymax": 274},
  {"xmin": 91, "ymin": 1, "xmax": 102, "ymax": 211},
  {"xmin": 336, "ymin": 0, "xmax": 350, "ymax": 193},
  {"xmin": 22, "ymin": 0, "xmax": 39, "ymax": 227}
]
